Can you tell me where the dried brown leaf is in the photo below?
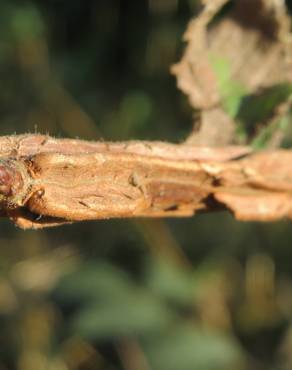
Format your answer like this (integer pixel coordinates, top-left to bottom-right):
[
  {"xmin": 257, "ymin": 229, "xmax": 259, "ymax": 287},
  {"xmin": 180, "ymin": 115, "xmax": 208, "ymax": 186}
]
[{"xmin": 172, "ymin": 0, "xmax": 292, "ymax": 145}]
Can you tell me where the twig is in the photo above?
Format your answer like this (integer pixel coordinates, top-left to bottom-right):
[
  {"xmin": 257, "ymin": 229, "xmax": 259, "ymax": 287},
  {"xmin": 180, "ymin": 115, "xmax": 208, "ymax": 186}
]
[{"xmin": 0, "ymin": 134, "xmax": 291, "ymax": 229}]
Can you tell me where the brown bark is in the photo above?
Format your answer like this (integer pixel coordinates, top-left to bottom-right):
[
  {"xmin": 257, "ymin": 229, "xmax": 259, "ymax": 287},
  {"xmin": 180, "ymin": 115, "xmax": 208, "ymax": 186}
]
[{"xmin": 0, "ymin": 134, "xmax": 291, "ymax": 229}]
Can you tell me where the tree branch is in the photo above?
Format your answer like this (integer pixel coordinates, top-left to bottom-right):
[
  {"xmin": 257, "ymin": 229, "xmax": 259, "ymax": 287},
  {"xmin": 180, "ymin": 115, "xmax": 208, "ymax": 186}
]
[{"xmin": 0, "ymin": 134, "xmax": 291, "ymax": 229}]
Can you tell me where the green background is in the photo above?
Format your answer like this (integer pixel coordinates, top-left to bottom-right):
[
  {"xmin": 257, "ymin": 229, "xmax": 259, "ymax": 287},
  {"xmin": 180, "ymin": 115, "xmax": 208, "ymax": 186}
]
[{"xmin": 0, "ymin": 1, "xmax": 292, "ymax": 370}]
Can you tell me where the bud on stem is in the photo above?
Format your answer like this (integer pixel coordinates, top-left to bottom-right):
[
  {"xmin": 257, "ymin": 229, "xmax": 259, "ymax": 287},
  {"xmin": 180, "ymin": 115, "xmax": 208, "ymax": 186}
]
[{"xmin": 0, "ymin": 159, "xmax": 27, "ymax": 208}]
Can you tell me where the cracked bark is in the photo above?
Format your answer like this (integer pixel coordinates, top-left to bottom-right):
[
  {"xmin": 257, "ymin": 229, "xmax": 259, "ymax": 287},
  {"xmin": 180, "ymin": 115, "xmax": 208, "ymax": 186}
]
[{"xmin": 0, "ymin": 134, "xmax": 291, "ymax": 229}]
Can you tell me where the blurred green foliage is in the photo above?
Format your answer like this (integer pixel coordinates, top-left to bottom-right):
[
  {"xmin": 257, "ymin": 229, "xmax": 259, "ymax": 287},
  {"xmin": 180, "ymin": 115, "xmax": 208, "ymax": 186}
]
[
  {"xmin": 0, "ymin": 1, "xmax": 292, "ymax": 370},
  {"xmin": 209, "ymin": 54, "xmax": 247, "ymax": 118}
]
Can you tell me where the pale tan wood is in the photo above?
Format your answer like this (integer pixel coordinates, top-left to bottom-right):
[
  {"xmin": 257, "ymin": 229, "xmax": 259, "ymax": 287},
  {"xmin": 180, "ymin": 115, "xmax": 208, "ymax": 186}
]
[{"xmin": 0, "ymin": 135, "xmax": 291, "ymax": 229}]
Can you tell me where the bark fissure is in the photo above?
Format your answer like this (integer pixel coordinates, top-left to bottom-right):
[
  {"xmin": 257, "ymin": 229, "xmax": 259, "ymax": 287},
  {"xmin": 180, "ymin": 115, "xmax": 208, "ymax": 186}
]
[{"xmin": 0, "ymin": 134, "xmax": 290, "ymax": 229}]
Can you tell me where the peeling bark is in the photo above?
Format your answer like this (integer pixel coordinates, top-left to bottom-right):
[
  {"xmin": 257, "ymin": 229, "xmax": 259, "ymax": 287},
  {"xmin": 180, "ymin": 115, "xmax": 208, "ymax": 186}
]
[{"xmin": 0, "ymin": 134, "xmax": 291, "ymax": 229}]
